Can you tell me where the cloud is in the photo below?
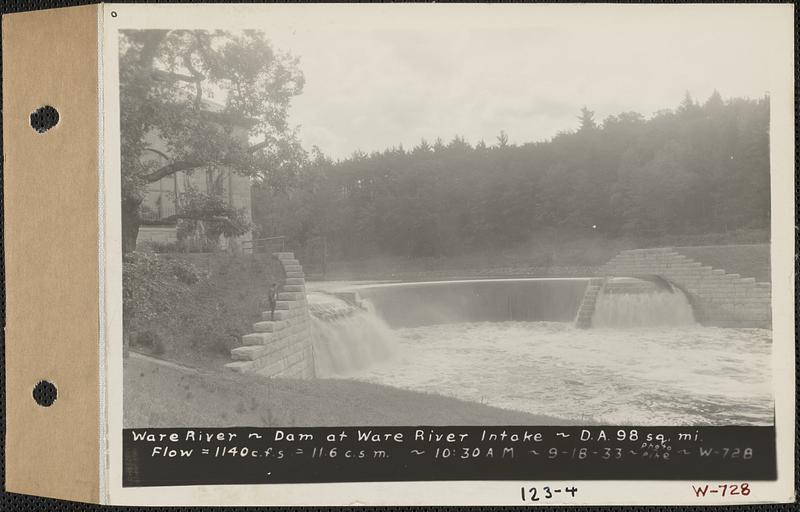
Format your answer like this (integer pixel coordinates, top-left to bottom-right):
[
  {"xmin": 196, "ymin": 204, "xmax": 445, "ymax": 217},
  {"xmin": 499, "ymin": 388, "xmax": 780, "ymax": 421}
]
[{"xmin": 260, "ymin": 5, "xmax": 783, "ymax": 159}]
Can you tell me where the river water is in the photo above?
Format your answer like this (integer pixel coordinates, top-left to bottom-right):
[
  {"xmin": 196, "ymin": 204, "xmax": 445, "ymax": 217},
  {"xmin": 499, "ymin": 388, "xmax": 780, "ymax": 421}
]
[
  {"xmin": 308, "ymin": 283, "xmax": 773, "ymax": 425},
  {"xmin": 345, "ymin": 321, "xmax": 772, "ymax": 425}
]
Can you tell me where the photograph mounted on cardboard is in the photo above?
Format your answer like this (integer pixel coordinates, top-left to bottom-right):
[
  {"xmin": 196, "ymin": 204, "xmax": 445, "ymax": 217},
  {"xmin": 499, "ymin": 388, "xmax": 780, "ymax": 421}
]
[{"xmin": 103, "ymin": 3, "xmax": 795, "ymax": 506}]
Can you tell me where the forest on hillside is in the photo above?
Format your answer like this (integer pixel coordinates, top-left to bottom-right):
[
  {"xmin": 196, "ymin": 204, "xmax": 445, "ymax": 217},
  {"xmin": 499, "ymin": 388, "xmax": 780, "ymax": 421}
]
[{"xmin": 252, "ymin": 92, "xmax": 770, "ymax": 260}]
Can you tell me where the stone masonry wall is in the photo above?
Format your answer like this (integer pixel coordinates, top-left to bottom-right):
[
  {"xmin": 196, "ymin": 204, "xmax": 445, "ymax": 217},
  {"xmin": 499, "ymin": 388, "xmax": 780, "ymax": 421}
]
[
  {"xmin": 225, "ymin": 252, "xmax": 315, "ymax": 378},
  {"xmin": 598, "ymin": 247, "xmax": 771, "ymax": 328}
]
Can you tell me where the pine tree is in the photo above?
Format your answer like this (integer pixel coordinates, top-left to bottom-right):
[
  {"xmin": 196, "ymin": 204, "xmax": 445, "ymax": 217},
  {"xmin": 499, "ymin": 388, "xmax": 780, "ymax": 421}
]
[
  {"xmin": 577, "ymin": 106, "xmax": 597, "ymax": 131},
  {"xmin": 677, "ymin": 91, "xmax": 700, "ymax": 114},
  {"xmin": 496, "ymin": 130, "xmax": 509, "ymax": 148}
]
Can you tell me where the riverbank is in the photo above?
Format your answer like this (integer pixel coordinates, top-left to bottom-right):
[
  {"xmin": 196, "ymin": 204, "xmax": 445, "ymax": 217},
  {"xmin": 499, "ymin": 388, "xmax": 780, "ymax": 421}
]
[
  {"xmin": 124, "ymin": 354, "xmax": 569, "ymax": 427},
  {"xmin": 126, "ymin": 252, "xmax": 284, "ymax": 371},
  {"xmin": 317, "ymin": 232, "xmax": 769, "ymax": 282}
]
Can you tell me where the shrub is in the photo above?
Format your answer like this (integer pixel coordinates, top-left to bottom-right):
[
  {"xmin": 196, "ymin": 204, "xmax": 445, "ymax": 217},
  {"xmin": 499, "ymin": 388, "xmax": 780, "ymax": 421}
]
[
  {"xmin": 124, "ymin": 252, "xmax": 189, "ymax": 324},
  {"xmin": 123, "ymin": 251, "xmax": 282, "ymax": 368},
  {"xmin": 170, "ymin": 258, "xmax": 202, "ymax": 285}
]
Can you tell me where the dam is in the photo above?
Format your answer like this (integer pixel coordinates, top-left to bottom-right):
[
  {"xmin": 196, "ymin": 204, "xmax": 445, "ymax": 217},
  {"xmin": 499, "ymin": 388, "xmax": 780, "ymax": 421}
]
[
  {"xmin": 308, "ymin": 276, "xmax": 772, "ymax": 426},
  {"xmin": 351, "ymin": 278, "xmax": 589, "ymax": 327},
  {"xmin": 228, "ymin": 250, "xmax": 772, "ymax": 425}
]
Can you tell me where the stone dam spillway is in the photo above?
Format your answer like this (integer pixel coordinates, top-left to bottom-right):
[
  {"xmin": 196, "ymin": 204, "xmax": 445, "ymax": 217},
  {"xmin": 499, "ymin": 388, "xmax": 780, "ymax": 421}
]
[
  {"xmin": 226, "ymin": 246, "xmax": 772, "ymax": 379},
  {"xmin": 222, "ymin": 247, "xmax": 773, "ymax": 425}
]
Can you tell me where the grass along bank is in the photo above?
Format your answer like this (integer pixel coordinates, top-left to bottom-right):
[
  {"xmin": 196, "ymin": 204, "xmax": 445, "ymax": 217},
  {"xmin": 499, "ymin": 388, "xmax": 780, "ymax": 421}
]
[
  {"xmin": 125, "ymin": 251, "xmax": 284, "ymax": 370},
  {"xmin": 124, "ymin": 354, "xmax": 569, "ymax": 427}
]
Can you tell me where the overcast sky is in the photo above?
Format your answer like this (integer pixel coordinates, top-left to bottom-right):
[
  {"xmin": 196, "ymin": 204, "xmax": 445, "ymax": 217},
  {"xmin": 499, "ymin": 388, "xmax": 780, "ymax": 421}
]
[{"xmin": 254, "ymin": 4, "xmax": 789, "ymax": 160}]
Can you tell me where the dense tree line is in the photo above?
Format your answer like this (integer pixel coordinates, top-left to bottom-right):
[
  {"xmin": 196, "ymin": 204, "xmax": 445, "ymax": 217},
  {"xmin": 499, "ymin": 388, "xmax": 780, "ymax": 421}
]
[{"xmin": 253, "ymin": 92, "xmax": 770, "ymax": 260}]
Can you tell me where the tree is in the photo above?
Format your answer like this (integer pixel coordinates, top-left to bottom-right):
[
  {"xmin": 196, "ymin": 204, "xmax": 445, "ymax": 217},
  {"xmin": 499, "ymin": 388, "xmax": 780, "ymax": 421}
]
[
  {"xmin": 119, "ymin": 29, "xmax": 306, "ymax": 253},
  {"xmin": 496, "ymin": 130, "xmax": 509, "ymax": 148},
  {"xmin": 413, "ymin": 138, "xmax": 431, "ymax": 154},
  {"xmin": 253, "ymin": 92, "xmax": 770, "ymax": 259},
  {"xmin": 577, "ymin": 106, "xmax": 597, "ymax": 131},
  {"xmin": 447, "ymin": 135, "xmax": 471, "ymax": 151},
  {"xmin": 703, "ymin": 89, "xmax": 725, "ymax": 112},
  {"xmin": 677, "ymin": 91, "xmax": 700, "ymax": 115}
]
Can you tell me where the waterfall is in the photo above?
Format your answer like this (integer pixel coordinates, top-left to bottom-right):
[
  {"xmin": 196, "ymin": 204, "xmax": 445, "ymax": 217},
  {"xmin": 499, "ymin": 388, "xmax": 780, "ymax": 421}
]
[
  {"xmin": 592, "ymin": 279, "xmax": 696, "ymax": 328},
  {"xmin": 307, "ymin": 293, "xmax": 398, "ymax": 377}
]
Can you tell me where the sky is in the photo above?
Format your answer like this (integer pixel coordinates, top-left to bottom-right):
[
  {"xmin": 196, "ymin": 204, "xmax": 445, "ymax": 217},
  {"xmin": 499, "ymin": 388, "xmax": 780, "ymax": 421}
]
[{"xmin": 249, "ymin": 4, "xmax": 789, "ymax": 160}]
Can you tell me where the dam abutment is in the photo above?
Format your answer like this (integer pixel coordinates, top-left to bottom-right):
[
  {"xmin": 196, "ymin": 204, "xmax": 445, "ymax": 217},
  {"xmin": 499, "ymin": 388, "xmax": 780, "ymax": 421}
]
[{"xmin": 597, "ymin": 247, "xmax": 771, "ymax": 328}]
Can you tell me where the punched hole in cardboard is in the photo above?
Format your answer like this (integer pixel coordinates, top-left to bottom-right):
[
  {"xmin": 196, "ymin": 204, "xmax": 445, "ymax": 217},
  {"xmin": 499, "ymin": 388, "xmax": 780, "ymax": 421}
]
[
  {"xmin": 32, "ymin": 380, "xmax": 57, "ymax": 407},
  {"xmin": 29, "ymin": 105, "xmax": 59, "ymax": 133}
]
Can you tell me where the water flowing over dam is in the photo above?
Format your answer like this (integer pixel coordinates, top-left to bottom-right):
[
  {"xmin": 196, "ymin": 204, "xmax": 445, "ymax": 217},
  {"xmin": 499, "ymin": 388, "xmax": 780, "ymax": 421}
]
[
  {"xmin": 307, "ymin": 292, "xmax": 398, "ymax": 377},
  {"xmin": 592, "ymin": 277, "xmax": 696, "ymax": 328}
]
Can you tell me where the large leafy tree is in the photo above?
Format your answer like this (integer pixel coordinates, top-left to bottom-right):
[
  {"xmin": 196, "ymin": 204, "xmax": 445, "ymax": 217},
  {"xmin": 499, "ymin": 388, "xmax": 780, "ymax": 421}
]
[{"xmin": 119, "ymin": 29, "xmax": 306, "ymax": 252}]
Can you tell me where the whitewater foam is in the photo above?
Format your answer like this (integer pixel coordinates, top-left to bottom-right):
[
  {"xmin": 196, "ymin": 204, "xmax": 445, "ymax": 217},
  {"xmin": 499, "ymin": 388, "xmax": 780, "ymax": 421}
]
[{"xmin": 308, "ymin": 293, "xmax": 399, "ymax": 377}]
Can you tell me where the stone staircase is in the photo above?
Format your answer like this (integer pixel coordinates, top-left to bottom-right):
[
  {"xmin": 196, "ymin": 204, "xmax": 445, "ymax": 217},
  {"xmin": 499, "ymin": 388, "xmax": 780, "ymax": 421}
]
[
  {"xmin": 224, "ymin": 252, "xmax": 315, "ymax": 378},
  {"xmin": 597, "ymin": 247, "xmax": 771, "ymax": 328},
  {"xmin": 575, "ymin": 277, "xmax": 606, "ymax": 329}
]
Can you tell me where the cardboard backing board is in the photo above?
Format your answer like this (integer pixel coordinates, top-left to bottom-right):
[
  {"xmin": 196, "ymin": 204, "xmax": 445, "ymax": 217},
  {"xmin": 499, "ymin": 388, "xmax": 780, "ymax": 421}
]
[
  {"xmin": 0, "ymin": 2, "xmax": 795, "ymax": 506},
  {"xmin": 3, "ymin": 4, "xmax": 101, "ymax": 503}
]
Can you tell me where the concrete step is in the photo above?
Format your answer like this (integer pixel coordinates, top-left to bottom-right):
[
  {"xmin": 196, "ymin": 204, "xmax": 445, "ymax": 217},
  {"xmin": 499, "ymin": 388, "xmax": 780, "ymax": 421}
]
[
  {"xmin": 231, "ymin": 345, "xmax": 268, "ymax": 361},
  {"xmin": 225, "ymin": 361, "xmax": 254, "ymax": 373},
  {"xmin": 275, "ymin": 299, "xmax": 306, "ymax": 311},
  {"xmin": 263, "ymin": 308, "xmax": 306, "ymax": 322},
  {"xmin": 253, "ymin": 320, "xmax": 288, "ymax": 333},
  {"xmin": 241, "ymin": 332, "xmax": 274, "ymax": 346},
  {"xmin": 273, "ymin": 252, "xmax": 295, "ymax": 259},
  {"xmin": 232, "ymin": 334, "xmax": 299, "ymax": 362},
  {"xmin": 282, "ymin": 284, "xmax": 306, "ymax": 292},
  {"xmin": 262, "ymin": 317, "xmax": 308, "ymax": 333},
  {"xmin": 285, "ymin": 277, "xmax": 305, "ymax": 285},
  {"xmin": 285, "ymin": 271, "xmax": 305, "ymax": 279}
]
